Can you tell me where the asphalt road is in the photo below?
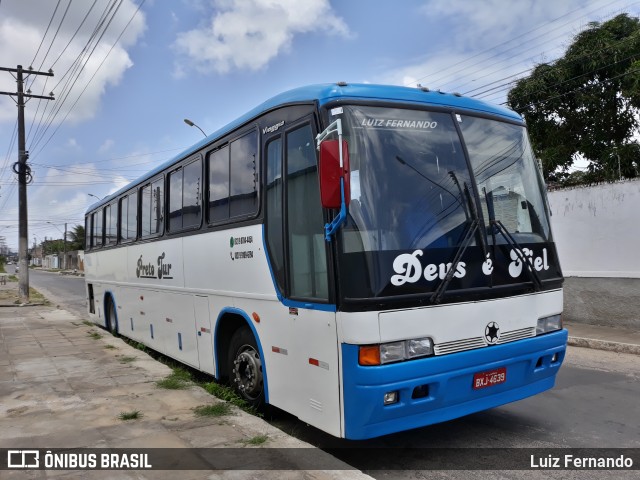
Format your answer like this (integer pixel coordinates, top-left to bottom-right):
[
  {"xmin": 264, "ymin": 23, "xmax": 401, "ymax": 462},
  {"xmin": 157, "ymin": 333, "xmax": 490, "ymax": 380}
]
[
  {"xmin": 17, "ymin": 267, "xmax": 88, "ymax": 319},
  {"xmin": 18, "ymin": 268, "xmax": 640, "ymax": 478}
]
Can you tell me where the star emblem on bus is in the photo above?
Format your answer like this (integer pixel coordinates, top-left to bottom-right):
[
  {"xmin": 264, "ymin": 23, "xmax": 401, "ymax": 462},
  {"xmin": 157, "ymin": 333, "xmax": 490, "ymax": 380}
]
[{"xmin": 485, "ymin": 322, "xmax": 500, "ymax": 345}]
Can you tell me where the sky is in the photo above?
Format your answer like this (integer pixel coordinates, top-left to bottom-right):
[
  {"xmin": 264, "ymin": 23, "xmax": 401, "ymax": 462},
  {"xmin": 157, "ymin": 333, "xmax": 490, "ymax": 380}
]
[{"xmin": 1, "ymin": 0, "xmax": 639, "ymax": 252}]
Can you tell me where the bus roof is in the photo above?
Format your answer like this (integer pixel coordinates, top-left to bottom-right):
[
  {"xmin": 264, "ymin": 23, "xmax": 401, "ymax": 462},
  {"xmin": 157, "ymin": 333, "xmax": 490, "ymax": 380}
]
[{"xmin": 88, "ymin": 83, "xmax": 522, "ymax": 211}]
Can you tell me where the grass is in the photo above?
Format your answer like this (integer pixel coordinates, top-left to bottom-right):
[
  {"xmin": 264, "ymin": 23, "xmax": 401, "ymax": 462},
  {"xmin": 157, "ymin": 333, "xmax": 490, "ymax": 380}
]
[
  {"xmin": 155, "ymin": 368, "xmax": 192, "ymax": 390},
  {"xmin": 118, "ymin": 410, "xmax": 142, "ymax": 421},
  {"xmin": 242, "ymin": 435, "xmax": 268, "ymax": 446},
  {"xmin": 0, "ymin": 284, "xmax": 48, "ymax": 303},
  {"xmin": 203, "ymin": 382, "xmax": 257, "ymax": 414},
  {"xmin": 133, "ymin": 342, "xmax": 149, "ymax": 353},
  {"xmin": 118, "ymin": 337, "xmax": 259, "ymax": 416},
  {"xmin": 193, "ymin": 403, "xmax": 232, "ymax": 417},
  {"xmin": 88, "ymin": 331, "xmax": 102, "ymax": 340},
  {"xmin": 118, "ymin": 355, "xmax": 137, "ymax": 363},
  {"xmin": 82, "ymin": 320, "xmax": 93, "ymax": 327},
  {"xmin": 104, "ymin": 344, "xmax": 117, "ymax": 350}
]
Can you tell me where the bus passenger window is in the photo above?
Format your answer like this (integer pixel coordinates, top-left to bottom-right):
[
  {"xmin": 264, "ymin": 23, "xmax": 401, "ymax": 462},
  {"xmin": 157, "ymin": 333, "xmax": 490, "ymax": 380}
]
[
  {"xmin": 183, "ymin": 159, "xmax": 202, "ymax": 228},
  {"xmin": 169, "ymin": 158, "xmax": 202, "ymax": 231},
  {"xmin": 208, "ymin": 146, "xmax": 230, "ymax": 223},
  {"xmin": 169, "ymin": 169, "xmax": 183, "ymax": 231},
  {"xmin": 230, "ymin": 130, "xmax": 258, "ymax": 218},
  {"xmin": 92, "ymin": 210, "xmax": 103, "ymax": 247},
  {"xmin": 141, "ymin": 179, "xmax": 164, "ymax": 237},
  {"xmin": 119, "ymin": 194, "xmax": 136, "ymax": 242}
]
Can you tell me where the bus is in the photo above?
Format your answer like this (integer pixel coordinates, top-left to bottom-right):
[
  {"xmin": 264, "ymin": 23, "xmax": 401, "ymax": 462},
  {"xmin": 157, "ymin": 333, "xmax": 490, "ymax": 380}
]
[{"xmin": 84, "ymin": 83, "xmax": 567, "ymax": 440}]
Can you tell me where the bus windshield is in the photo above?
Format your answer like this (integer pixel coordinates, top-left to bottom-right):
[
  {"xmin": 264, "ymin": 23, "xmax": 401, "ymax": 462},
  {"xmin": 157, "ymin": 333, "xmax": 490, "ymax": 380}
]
[{"xmin": 337, "ymin": 105, "xmax": 560, "ymax": 302}]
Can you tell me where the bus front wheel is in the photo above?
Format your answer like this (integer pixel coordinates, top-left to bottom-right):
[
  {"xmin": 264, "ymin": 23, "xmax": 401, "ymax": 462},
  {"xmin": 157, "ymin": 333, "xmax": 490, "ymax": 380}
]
[{"xmin": 228, "ymin": 327, "xmax": 264, "ymax": 409}]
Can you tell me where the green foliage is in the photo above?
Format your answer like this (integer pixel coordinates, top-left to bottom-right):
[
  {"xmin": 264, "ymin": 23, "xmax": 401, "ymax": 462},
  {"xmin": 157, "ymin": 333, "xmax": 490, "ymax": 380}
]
[
  {"xmin": 118, "ymin": 410, "xmax": 142, "ymax": 421},
  {"xmin": 155, "ymin": 369, "xmax": 192, "ymax": 390},
  {"xmin": 203, "ymin": 382, "xmax": 259, "ymax": 415},
  {"xmin": 508, "ymin": 14, "xmax": 640, "ymax": 183},
  {"xmin": 118, "ymin": 355, "xmax": 137, "ymax": 363},
  {"xmin": 68, "ymin": 224, "xmax": 85, "ymax": 251},
  {"xmin": 242, "ymin": 435, "xmax": 268, "ymax": 446},
  {"xmin": 193, "ymin": 403, "xmax": 232, "ymax": 417}
]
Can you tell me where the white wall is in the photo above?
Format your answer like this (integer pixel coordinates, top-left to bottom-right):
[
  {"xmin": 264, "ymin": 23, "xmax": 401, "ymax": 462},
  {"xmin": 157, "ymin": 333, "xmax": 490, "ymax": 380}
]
[{"xmin": 548, "ymin": 179, "xmax": 640, "ymax": 278}]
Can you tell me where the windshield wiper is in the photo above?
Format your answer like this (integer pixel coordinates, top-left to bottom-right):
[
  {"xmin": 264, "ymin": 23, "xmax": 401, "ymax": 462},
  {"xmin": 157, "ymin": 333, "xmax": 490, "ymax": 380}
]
[
  {"xmin": 430, "ymin": 179, "xmax": 490, "ymax": 304},
  {"xmin": 484, "ymin": 189, "xmax": 542, "ymax": 291},
  {"xmin": 430, "ymin": 182, "xmax": 485, "ymax": 304},
  {"xmin": 430, "ymin": 217, "xmax": 477, "ymax": 304}
]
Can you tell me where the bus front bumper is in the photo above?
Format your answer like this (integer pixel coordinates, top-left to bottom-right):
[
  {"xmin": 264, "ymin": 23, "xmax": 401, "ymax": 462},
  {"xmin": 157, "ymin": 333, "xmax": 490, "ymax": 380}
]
[{"xmin": 341, "ymin": 329, "xmax": 568, "ymax": 439}]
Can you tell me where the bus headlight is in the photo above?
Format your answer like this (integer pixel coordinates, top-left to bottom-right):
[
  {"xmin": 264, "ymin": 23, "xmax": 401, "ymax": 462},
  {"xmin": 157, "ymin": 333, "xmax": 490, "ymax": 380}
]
[
  {"xmin": 380, "ymin": 341, "xmax": 405, "ymax": 364},
  {"xmin": 536, "ymin": 314, "xmax": 562, "ymax": 335},
  {"xmin": 360, "ymin": 337, "xmax": 434, "ymax": 365},
  {"xmin": 407, "ymin": 337, "xmax": 433, "ymax": 358}
]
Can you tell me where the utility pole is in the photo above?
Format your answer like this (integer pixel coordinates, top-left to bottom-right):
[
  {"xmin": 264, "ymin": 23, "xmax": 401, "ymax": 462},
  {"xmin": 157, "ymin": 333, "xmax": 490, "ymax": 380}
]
[
  {"xmin": 63, "ymin": 223, "xmax": 67, "ymax": 270},
  {"xmin": 0, "ymin": 65, "xmax": 54, "ymax": 302}
]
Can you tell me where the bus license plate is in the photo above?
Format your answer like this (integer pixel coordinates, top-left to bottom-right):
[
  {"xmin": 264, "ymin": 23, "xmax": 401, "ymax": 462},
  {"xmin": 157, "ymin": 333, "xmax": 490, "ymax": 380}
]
[{"xmin": 473, "ymin": 367, "xmax": 507, "ymax": 390}]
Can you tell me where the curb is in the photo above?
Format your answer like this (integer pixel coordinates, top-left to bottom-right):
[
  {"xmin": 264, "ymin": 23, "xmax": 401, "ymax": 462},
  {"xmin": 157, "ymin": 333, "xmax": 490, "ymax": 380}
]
[
  {"xmin": 568, "ymin": 336, "xmax": 640, "ymax": 356},
  {"xmin": 0, "ymin": 302, "xmax": 48, "ymax": 307}
]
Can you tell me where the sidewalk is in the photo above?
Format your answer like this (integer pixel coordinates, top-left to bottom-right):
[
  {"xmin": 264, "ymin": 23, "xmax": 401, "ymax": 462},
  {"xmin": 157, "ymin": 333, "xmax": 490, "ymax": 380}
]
[{"xmin": 565, "ymin": 321, "xmax": 640, "ymax": 355}]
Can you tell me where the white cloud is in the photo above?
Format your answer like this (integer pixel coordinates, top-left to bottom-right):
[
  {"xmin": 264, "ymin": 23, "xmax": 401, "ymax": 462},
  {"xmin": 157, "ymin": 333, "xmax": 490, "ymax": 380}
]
[
  {"xmin": 383, "ymin": 0, "xmax": 606, "ymax": 103},
  {"xmin": 66, "ymin": 138, "xmax": 81, "ymax": 150},
  {"xmin": 173, "ymin": 0, "xmax": 349, "ymax": 74},
  {"xmin": 0, "ymin": 0, "xmax": 146, "ymax": 125},
  {"xmin": 99, "ymin": 139, "xmax": 115, "ymax": 154}
]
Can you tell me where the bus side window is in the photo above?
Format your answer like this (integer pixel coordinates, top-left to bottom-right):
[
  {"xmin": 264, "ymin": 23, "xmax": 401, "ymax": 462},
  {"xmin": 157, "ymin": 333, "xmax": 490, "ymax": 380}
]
[
  {"xmin": 265, "ymin": 137, "xmax": 285, "ymax": 293},
  {"xmin": 92, "ymin": 210, "xmax": 103, "ymax": 248},
  {"xmin": 230, "ymin": 130, "xmax": 259, "ymax": 218},
  {"xmin": 169, "ymin": 158, "xmax": 202, "ymax": 232},
  {"xmin": 119, "ymin": 194, "xmax": 137, "ymax": 242},
  {"xmin": 169, "ymin": 168, "xmax": 183, "ymax": 231},
  {"xmin": 85, "ymin": 216, "xmax": 91, "ymax": 249},
  {"xmin": 208, "ymin": 146, "xmax": 230, "ymax": 223},
  {"xmin": 286, "ymin": 123, "xmax": 328, "ymax": 301},
  {"xmin": 140, "ymin": 179, "xmax": 164, "ymax": 237}
]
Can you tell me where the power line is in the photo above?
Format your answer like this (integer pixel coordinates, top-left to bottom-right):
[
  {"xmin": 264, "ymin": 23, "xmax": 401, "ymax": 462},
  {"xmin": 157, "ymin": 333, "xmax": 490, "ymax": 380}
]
[
  {"xmin": 407, "ymin": 0, "xmax": 627, "ymax": 90},
  {"xmin": 31, "ymin": 0, "xmax": 146, "ymax": 160}
]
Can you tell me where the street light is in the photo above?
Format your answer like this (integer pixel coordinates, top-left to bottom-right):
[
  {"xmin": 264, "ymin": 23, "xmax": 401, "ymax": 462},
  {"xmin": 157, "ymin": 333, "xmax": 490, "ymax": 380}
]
[
  {"xmin": 184, "ymin": 118, "xmax": 207, "ymax": 137},
  {"xmin": 88, "ymin": 193, "xmax": 100, "ymax": 201},
  {"xmin": 47, "ymin": 221, "xmax": 67, "ymax": 270}
]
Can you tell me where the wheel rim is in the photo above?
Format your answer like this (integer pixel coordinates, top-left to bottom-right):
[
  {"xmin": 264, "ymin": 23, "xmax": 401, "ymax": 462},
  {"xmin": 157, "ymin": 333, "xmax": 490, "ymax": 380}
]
[{"xmin": 232, "ymin": 344, "xmax": 263, "ymax": 400}]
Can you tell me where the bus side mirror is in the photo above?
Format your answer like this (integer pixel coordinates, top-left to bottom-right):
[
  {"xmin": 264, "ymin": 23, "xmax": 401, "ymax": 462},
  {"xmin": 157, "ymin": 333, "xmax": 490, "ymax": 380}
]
[{"xmin": 318, "ymin": 139, "xmax": 350, "ymax": 209}]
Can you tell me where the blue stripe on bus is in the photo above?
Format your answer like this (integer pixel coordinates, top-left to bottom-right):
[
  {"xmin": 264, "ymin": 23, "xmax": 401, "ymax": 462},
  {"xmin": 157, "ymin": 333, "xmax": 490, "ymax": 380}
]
[
  {"xmin": 213, "ymin": 307, "xmax": 269, "ymax": 403},
  {"xmin": 341, "ymin": 329, "xmax": 568, "ymax": 440}
]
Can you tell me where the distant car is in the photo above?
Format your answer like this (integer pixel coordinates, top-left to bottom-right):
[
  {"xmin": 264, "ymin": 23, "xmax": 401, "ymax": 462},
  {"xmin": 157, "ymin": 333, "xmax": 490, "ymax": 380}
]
[{"xmin": 6, "ymin": 261, "xmax": 12, "ymax": 265}]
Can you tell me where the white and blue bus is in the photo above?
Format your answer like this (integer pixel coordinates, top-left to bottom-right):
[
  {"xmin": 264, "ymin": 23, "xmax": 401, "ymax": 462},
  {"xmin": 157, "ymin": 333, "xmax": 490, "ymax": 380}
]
[{"xmin": 85, "ymin": 83, "xmax": 567, "ymax": 440}]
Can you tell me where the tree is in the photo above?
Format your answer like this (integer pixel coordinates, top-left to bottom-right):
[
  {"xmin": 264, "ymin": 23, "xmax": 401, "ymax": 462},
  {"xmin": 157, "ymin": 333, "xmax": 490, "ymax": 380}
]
[
  {"xmin": 67, "ymin": 224, "xmax": 85, "ymax": 251},
  {"xmin": 508, "ymin": 14, "xmax": 640, "ymax": 183}
]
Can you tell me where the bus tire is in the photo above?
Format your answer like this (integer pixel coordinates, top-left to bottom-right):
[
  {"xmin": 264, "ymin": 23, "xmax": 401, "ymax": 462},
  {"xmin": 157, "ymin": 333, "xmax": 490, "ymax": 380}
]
[
  {"xmin": 228, "ymin": 327, "xmax": 264, "ymax": 409},
  {"xmin": 106, "ymin": 296, "xmax": 118, "ymax": 336}
]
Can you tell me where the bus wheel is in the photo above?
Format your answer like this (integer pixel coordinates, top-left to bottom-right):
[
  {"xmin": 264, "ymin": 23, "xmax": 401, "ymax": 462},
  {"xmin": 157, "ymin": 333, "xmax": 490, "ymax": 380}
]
[
  {"xmin": 107, "ymin": 298, "xmax": 118, "ymax": 335},
  {"xmin": 228, "ymin": 327, "xmax": 264, "ymax": 409}
]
